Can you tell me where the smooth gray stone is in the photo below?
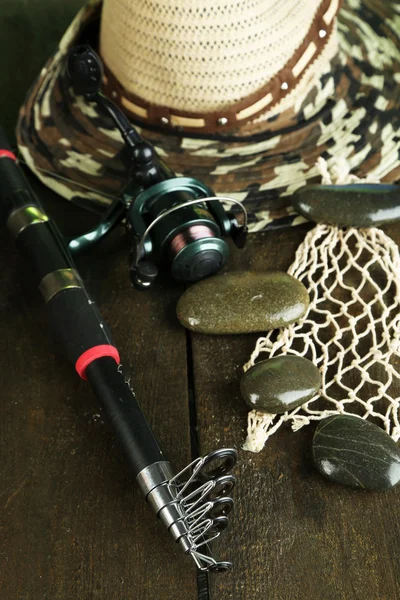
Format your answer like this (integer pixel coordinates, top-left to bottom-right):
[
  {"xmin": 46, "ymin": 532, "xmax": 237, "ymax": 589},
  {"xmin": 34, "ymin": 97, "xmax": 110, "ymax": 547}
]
[
  {"xmin": 292, "ymin": 184, "xmax": 400, "ymax": 228},
  {"xmin": 241, "ymin": 355, "xmax": 321, "ymax": 413},
  {"xmin": 312, "ymin": 415, "xmax": 400, "ymax": 490},
  {"xmin": 176, "ymin": 271, "xmax": 309, "ymax": 334}
]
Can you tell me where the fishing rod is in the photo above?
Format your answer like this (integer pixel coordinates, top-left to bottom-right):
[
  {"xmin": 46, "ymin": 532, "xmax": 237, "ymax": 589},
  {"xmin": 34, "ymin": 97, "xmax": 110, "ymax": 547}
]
[{"xmin": 0, "ymin": 128, "xmax": 237, "ymax": 572}]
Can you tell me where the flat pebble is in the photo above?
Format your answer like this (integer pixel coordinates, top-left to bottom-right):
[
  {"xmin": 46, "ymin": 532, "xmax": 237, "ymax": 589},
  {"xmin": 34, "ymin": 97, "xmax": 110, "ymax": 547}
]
[
  {"xmin": 292, "ymin": 183, "xmax": 400, "ymax": 228},
  {"xmin": 241, "ymin": 355, "xmax": 321, "ymax": 413},
  {"xmin": 176, "ymin": 271, "xmax": 309, "ymax": 334},
  {"xmin": 312, "ymin": 415, "xmax": 400, "ymax": 490}
]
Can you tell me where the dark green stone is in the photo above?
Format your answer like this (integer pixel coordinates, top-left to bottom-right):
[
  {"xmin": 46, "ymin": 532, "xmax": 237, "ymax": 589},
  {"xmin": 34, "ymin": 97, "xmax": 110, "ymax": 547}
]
[
  {"xmin": 176, "ymin": 272, "xmax": 309, "ymax": 334},
  {"xmin": 312, "ymin": 415, "xmax": 400, "ymax": 491},
  {"xmin": 292, "ymin": 184, "xmax": 400, "ymax": 228},
  {"xmin": 241, "ymin": 355, "xmax": 321, "ymax": 413}
]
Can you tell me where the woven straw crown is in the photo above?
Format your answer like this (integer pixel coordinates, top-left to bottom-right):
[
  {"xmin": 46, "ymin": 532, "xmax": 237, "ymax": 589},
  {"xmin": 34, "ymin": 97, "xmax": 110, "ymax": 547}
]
[{"xmin": 100, "ymin": 0, "xmax": 341, "ymax": 132}]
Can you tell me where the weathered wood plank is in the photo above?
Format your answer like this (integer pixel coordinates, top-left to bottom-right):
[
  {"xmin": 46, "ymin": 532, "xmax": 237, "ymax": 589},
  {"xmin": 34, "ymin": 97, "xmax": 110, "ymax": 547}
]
[
  {"xmin": 0, "ymin": 184, "xmax": 197, "ymax": 600},
  {"xmin": 193, "ymin": 227, "xmax": 400, "ymax": 600}
]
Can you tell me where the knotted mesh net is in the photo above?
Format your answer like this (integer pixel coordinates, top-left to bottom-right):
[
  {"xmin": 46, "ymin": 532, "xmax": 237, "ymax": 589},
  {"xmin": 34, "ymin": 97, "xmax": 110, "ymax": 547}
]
[{"xmin": 243, "ymin": 158, "xmax": 400, "ymax": 453}]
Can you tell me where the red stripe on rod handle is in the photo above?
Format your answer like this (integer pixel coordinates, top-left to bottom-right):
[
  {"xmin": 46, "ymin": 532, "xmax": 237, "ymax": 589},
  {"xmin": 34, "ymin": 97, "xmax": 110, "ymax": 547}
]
[
  {"xmin": 0, "ymin": 149, "xmax": 17, "ymax": 161},
  {"xmin": 76, "ymin": 345, "xmax": 120, "ymax": 379}
]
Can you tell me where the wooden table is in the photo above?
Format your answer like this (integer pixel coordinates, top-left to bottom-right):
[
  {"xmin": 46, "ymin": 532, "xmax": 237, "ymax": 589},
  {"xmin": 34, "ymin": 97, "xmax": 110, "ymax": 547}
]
[{"xmin": 1, "ymin": 2, "xmax": 400, "ymax": 599}]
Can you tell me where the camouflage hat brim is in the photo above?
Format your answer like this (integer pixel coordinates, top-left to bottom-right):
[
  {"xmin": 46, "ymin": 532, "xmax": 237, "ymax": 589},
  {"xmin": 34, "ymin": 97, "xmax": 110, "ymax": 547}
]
[{"xmin": 16, "ymin": 0, "xmax": 400, "ymax": 232}]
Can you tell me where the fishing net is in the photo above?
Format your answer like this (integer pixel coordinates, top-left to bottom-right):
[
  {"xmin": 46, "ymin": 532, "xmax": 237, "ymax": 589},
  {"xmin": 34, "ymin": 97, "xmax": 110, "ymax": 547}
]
[{"xmin": 243, "ymin": 158, "xmax": 400, "ymax": 453}]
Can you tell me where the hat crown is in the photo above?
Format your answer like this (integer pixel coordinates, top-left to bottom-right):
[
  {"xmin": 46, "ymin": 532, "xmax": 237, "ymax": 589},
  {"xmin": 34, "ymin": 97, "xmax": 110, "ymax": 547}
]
[{"xmin": 100, "ymin": 0, "xmax": 339, "ymax": 118}]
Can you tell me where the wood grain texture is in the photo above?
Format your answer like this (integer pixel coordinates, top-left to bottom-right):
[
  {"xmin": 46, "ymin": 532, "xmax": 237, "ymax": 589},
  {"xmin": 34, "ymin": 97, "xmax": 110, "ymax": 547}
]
[
  {"xmin": 192, "ymin": 227, "xmax": 400, "ymax": 600},
  {"xmin": 0, "ymin": 183, "xmax": 197, "ymax": 600}
]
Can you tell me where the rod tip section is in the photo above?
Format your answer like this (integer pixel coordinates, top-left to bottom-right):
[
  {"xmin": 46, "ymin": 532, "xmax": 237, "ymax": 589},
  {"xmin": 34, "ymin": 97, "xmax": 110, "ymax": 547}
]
[
  {"xmin": 196, "ymin": 448, "xmax": 238, "ymax": 481},
  {"xmin": 208, "ymin": 561, "xmax": 232, "ymax": 573}
]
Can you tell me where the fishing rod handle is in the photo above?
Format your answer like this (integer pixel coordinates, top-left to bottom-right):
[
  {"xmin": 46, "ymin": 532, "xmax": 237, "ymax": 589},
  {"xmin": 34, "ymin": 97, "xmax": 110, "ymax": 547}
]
[
  {"xmin": 1, "ymin": 153, "xmax": 113, "ymax": 366},
  {"xmin": 0, "ymin": 134, "xmax": 164, "ymax": 475}
]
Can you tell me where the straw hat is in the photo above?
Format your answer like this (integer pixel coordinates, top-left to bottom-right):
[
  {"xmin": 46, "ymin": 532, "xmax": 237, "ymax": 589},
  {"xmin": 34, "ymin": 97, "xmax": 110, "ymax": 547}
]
[{"xmin": 17, "ymin": 0, "xmax": 400, "ymax": 231}]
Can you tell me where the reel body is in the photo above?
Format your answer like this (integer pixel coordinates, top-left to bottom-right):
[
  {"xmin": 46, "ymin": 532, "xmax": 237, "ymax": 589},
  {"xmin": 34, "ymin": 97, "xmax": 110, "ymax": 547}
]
[{"xmin": 128, "ymin": 177, "xmax": 237, "ymax": 288}]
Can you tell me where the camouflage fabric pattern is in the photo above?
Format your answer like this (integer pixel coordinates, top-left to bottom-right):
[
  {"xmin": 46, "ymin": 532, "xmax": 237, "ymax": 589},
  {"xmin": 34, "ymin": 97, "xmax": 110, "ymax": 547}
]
[{"xmin": 16, "ymin": 0, "xmax": 400, "ymax": 232}]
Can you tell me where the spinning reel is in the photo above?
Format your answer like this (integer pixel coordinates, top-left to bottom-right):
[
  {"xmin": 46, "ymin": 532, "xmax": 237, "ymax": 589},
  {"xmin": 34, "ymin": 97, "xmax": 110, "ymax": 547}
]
[{"xmin": 67, "ymin": 45, "xmax": 248, "ymax": 289}]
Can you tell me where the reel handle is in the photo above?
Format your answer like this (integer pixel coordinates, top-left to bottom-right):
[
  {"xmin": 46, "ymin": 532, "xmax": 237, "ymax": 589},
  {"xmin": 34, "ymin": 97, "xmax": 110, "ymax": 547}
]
[{"xmin": 68, "ymin": 44, "xmax": 173, "ymax": 185}]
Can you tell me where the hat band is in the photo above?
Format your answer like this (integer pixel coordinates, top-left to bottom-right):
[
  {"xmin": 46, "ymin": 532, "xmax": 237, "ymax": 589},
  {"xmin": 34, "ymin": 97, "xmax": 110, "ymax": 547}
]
[{"xmin": 102, "ymin": 0, "xmax": 342, "ymax": 134}]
